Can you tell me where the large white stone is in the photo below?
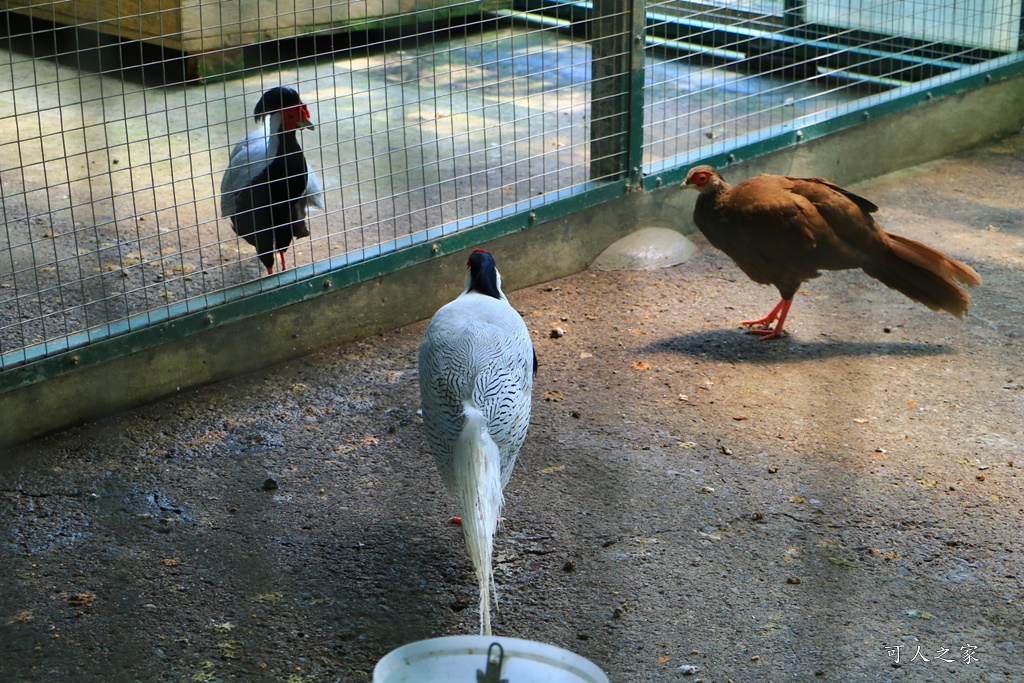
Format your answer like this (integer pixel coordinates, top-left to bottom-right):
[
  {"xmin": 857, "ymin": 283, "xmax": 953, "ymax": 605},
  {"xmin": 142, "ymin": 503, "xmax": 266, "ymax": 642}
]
[{"xmin": 590, "ymin": 227, "xmax": 697, "ymax": 271}]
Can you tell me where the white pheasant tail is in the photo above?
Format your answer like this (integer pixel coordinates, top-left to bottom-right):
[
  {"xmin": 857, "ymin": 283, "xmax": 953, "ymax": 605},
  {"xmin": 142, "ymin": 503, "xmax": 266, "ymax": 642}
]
[
  {"xmin": 418, "ymin": 249, "xmax": 536, "ymax": 635},
  {"xmin": 452, "ymin": 404, "xmax": 503, "ymax": 636}
]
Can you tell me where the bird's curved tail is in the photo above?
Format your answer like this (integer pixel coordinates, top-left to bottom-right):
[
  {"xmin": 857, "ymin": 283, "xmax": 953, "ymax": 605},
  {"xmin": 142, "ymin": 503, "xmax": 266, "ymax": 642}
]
[
  {"xmin": 863, "ymin": 232, "xmax": 982, "ymax": 318},
  {"xmin": 454, "ymin": 404, "xmax": 504, "ymax": 636}
]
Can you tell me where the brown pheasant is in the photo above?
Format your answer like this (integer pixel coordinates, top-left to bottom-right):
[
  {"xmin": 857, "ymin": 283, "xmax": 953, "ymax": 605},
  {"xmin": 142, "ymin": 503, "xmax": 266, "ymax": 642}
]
[{"xmin": 683, "ymin": 165, "xmax": 981, "ymax": 340}]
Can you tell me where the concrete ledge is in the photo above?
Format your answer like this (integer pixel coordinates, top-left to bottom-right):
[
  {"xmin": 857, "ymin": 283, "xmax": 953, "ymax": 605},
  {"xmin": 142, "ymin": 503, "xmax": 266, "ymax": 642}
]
[{"xmin": 2, "ymin": 72, "xmax": 1023, "ymax": 449}]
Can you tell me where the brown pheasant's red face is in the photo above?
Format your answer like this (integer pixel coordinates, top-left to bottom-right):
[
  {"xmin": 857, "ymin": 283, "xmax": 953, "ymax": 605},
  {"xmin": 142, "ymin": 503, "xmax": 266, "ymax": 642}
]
[{"xmin": 685, "ymin": 169, "xmax": 714, "ymax": 188}]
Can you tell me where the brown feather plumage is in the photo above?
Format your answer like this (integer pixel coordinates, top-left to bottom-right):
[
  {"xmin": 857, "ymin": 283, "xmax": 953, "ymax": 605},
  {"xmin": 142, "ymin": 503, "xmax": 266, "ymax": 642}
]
[{"xmin": 683, "ymin": 165, "xmax": 981, "ymax": 337}]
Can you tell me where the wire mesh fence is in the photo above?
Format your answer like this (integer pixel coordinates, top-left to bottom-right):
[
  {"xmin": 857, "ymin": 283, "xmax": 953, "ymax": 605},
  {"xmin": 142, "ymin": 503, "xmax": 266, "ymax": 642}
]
[
  {"xmin": 642, "ymin": 0, "xmax": 1024, "ymax": 169},
  {"xmin": 0, "ymin": 0, "xmax": 1021, "ymax": 374}
]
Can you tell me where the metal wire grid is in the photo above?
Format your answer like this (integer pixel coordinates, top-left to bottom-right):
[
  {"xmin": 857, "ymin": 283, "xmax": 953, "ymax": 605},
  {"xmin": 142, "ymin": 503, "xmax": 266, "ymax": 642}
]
[
  {"xmin": 0, "ymin": 2, "xmax": 616, "ymax": 368},
  {"xmin": 317, "ymin": 21, "xmax": 599, "ymax": 249},
  {"xmin": 0, "ymin": 0, "xmax": 1021, "ymax": 370},
  {"xmin": 643, "ymin": 0, "xmax": 1023, "ymax": 169}
]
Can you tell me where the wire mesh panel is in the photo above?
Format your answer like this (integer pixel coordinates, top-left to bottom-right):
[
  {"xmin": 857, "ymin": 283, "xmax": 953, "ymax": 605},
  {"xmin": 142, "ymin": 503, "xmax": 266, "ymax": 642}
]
[
  {"xmin": 0, "ymin": 0, "xmax": 1021, "ymax": 375},
  {"xmin": 0, "ymin": 1, "xmax": 629, "ymax": 371},
  {"xmin": 642, "ymin": 0, "xmax": 1024, "ymax": 170}
]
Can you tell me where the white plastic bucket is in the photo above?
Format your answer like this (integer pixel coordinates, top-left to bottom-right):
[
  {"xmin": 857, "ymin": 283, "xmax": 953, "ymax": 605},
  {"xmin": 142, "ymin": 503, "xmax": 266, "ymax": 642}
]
[{"xmin": 373, "ymin": 635, "xmax": 609, "ymax": 683}]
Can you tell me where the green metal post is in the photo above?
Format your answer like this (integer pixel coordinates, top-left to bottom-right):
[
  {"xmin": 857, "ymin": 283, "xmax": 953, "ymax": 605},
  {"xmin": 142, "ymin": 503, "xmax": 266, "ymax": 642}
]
[
  {"xmin": 589, "ymin": 0, "xmax": 633, "ymax": 180},
  {"xmin": 628, "ymin": 0, "xmax": 647, "ymax": 188}
]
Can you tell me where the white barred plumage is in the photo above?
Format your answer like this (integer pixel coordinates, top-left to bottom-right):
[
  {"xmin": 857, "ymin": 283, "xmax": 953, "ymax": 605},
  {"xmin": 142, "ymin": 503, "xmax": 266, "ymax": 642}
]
[{"xmin": 418, "ymin": 249, "xmax": 535, "ymax": 635}]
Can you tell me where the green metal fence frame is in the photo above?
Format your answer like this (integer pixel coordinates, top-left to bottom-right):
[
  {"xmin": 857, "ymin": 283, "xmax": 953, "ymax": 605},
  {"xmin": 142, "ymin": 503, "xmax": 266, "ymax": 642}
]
[{"xmin": 2, "ymin": 0, "xmax": 1024, "ymax": 398}]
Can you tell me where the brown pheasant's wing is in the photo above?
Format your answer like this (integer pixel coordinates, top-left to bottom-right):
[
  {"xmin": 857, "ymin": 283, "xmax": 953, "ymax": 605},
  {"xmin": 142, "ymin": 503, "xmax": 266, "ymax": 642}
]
[
  {"xmin": 700, "ymin": 175, "xmax": 824, "ymax": 295},
  {"xmin": 796, "ymin": 176, "xmax": 879, "ymax": 214},
  {"xmin": 777, "ymin": 176, "xmax": 889, "ymax": 269}
]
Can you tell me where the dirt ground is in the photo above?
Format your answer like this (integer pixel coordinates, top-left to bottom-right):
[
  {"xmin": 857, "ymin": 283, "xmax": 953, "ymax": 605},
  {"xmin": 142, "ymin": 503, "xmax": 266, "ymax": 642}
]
[{"xmin": 1, "ymin": 134, "xmax": 1022, "ymax": 683}]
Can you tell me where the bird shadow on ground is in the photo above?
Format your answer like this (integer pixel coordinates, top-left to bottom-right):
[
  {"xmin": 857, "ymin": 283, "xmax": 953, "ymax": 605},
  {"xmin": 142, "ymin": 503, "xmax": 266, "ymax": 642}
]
[{"xmin": 646, "ymin": 329, "xmax": 955, "ymax": 363}]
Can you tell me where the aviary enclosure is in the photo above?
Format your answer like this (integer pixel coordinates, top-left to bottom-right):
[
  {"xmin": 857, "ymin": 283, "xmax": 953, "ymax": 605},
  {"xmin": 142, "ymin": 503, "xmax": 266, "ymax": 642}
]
[
  {"xmin": 0, "ymin": 0, "xmax": 1022, "ymax": 420},
  {"xmin": 0, "ymin": 2, "xmax": 1023, "ymax": 681}
]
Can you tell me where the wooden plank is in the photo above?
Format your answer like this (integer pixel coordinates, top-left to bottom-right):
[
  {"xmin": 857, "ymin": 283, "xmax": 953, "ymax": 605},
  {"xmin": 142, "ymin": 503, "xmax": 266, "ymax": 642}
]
[
  {"xmin": 178, "ymin": 0, "xmax": 482, "ymax": 54},
  {"xmin": 7, "ymin": 0, "xmax": 183, "ymax": 48},
  {"xmin": 7, "ymin": 0, "xmax": 484, "ymax": 75},
  {"xmin": 8, "ymin": 0, "xmax": 481, "ymax": 53}
]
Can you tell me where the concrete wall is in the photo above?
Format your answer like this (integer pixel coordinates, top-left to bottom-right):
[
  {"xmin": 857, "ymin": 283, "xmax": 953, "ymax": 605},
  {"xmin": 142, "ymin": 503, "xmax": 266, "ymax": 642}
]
[{"xmin": 2, "ymin": 72, "xmax": 1023, "ymax": 450}]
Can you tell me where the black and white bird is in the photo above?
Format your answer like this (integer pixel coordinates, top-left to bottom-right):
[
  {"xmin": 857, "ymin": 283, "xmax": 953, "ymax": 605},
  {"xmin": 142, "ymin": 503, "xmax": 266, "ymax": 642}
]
[
  {"xmin": 418, "ymin": 249, "xmax": 537, "ymax": 635},
  {"xmin": 220, "ymin": 86, "xmax": 325, "ymax": 274}
]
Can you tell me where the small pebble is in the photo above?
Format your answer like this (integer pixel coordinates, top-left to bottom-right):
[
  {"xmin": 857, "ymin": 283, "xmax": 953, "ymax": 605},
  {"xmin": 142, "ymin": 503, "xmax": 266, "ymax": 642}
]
[
  {"xmin": 787, "ymin": 576, "xmax": 802, "ymax": 584},
  {"xmin": 262, "ymin": 477, "xmax": 279, "ymax": 492},
  {"xmin": 679, "ymin": 664, "xmax": 699, "ymax": 675},
  {"xmin": 550, "ymin": 327, "xmax": 565, "ymax": 338}
]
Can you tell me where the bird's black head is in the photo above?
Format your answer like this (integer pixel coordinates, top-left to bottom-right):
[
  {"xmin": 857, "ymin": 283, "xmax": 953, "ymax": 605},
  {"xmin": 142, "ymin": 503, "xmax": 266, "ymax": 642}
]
[
  {"xmin": 466, "ymin": 249, "xmax": 503, "ymax": 300},
  {"xmin": 253, "ymin": 87, "xmax": 313, "ymax": 131}
]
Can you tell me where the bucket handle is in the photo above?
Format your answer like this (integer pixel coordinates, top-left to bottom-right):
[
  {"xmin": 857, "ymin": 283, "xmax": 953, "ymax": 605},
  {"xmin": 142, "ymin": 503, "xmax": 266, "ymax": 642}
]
[{"xmin": 476, "ymin": 642, "xmax": 509, "ymax": 683}]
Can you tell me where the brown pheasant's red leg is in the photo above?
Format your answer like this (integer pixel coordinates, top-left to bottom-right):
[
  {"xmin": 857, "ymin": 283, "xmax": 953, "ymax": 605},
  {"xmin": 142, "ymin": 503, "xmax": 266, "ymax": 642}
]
[
  {"xmin": 744, "ymin": 297, "xmax": 795, "ymax": 340},
  {"xmin": 741, "ymin": 299, "xmax": 787, "ymax": 329},
  {"xmin": 279, "ymin": 250, "xmax": 288, "ymax": 271},
  {"xmin": 742, "ymin": 286, "xmax": 800, "ymax": 340}
]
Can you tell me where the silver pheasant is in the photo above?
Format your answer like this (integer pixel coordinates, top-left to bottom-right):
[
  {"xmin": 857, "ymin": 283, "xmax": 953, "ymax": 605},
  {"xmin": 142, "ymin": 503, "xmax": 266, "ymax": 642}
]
[{"xmin": 418, "ymin": 249, "xmax": 536, "ymax": 635}]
